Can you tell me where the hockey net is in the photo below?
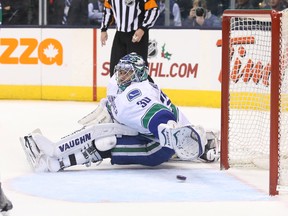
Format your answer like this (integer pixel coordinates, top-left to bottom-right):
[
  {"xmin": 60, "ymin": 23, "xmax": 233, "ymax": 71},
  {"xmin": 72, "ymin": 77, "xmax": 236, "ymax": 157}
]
[{"xmin": 221, "ymin": 9, "xmax": 288, "ymax": 195}]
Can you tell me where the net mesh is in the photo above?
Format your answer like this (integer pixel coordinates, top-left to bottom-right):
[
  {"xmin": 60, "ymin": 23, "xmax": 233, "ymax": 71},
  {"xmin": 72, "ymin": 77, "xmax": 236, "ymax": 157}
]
[
  {"xmin": 227, "ymin": 9, "xmax": 288, "ymax": 189},
  {"xmin": 278, "ymin": 9, "xmax": 288, "ymax": 189}
]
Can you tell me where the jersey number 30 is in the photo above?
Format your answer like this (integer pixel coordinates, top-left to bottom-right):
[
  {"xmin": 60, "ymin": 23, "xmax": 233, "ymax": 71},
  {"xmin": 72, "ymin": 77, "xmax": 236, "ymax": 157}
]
[{"xmin": 137, "ymin": 97, "xmax": 151, "ymax": 108}]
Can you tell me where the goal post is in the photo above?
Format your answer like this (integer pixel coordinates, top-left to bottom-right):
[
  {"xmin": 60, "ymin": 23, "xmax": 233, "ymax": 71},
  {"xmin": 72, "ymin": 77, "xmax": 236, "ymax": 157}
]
[{"xmin": 220, "ymin": 9, "xmax": 288, "ymax": 196}]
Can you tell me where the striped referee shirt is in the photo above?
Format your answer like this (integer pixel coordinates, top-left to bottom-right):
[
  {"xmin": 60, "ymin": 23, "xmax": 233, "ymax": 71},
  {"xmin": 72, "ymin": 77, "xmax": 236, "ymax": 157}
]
[{"xmin": 101, "ymin": 0, "xmax": 159, "ymax": 32}]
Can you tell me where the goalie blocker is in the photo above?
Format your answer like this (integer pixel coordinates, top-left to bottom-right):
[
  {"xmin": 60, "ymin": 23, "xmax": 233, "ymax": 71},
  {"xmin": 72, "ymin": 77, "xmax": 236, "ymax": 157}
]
[{"xmin": 158, "ymin": 121, "xmax": 220, "ymax": 162}]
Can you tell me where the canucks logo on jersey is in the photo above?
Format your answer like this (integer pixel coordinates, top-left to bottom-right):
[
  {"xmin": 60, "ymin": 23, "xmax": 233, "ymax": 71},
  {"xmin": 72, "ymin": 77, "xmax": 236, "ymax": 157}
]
[{"xmin": 127, "ymin": 89, "xmax": 142, "ymax": 101}]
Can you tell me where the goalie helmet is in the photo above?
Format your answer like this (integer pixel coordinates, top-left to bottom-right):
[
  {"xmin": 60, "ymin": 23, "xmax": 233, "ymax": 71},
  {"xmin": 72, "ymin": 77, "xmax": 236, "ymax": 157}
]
[{"xmin": 114, "ymin": 52, "xmax": 148, "ymax": 91}]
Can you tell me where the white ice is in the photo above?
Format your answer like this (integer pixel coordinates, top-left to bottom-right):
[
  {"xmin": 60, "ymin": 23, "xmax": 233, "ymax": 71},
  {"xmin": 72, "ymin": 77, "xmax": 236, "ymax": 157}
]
[{"xmin": 0, "ymin": 100, "xmax": 288, "ymax": 216}]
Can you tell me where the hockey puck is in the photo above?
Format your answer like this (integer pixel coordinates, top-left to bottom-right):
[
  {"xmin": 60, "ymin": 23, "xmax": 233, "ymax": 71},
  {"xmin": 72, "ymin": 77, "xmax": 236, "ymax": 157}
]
[{"xmin": 176, "ymin": 175, "xmax": 187, "ymax": 181}]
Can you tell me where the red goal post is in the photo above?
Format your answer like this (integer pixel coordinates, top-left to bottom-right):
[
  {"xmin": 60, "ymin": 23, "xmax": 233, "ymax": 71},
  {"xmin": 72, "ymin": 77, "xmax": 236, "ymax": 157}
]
[{"xmin": 221, "ymin": 9, "xmax": 288, "ymax": 196}]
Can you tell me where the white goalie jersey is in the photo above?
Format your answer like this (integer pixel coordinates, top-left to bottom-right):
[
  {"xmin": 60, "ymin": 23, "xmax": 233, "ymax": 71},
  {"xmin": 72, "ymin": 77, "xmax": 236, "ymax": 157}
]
[{"xmin": 107, "ymin": 78, "xmax": 191, "ymax": 135}]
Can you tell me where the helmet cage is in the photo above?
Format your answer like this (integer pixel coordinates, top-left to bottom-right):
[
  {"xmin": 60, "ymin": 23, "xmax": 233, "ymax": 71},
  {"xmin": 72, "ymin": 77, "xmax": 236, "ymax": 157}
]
[
  {"xmin": 115, "ymin": 63, "xmax": 135, "ymax": 91},
  {"xmin": 114, "ymin": 53, "xmax": 148, "ymax": 91}
]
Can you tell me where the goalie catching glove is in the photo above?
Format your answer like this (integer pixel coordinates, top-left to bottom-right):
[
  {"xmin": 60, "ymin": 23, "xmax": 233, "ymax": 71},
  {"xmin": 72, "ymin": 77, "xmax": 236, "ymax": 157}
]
[{"xmin": 78, "ymin": 98, "xmax": 113, "ymax": 127}]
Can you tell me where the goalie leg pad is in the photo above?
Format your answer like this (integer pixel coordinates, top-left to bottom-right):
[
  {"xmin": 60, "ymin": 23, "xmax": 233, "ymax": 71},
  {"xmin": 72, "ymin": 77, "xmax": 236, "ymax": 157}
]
[
  {"xmin": 158, "ymin": 123, "xmax": 206, "ymax": 160},
  {"xmin": 20, "ymin": 134, "xmax": 103, "ymax": 172},
  {"xmin": 20, "ymin": 123, "xmax": 138, "ymax": 172},
  {"xmin": 47, "ymin": 142, "xmax": 103, "ymax": 172},
  {"xmin": 29, "ymin": 123, "xmax": 138, "ymax": 158}
]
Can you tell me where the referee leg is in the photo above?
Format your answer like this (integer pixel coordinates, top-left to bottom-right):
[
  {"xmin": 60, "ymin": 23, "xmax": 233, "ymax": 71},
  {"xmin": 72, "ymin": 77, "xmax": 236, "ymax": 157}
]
[{"xmin": 110, "ymin": 32, "xmax": 127, "ymax": 77}]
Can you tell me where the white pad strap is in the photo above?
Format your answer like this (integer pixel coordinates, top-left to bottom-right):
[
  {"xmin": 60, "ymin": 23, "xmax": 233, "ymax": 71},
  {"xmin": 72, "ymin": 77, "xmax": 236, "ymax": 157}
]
[{"xmin": 158, "ymin": 122, "xmax": 207, "ymax": 160}]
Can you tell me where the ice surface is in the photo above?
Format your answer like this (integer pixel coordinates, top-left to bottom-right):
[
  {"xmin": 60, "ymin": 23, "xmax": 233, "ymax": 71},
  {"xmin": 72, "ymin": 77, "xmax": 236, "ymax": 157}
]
[{"xmin": 0, "ymin": 100, "xmax": 288, "ymax": 216}]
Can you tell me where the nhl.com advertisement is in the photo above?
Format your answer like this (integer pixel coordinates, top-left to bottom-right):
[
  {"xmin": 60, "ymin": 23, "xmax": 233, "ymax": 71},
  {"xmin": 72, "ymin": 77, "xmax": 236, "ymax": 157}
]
[
  {"xmin": 0, "ymin": 28, "xmax": 222, "ymax": 106},
  {"xmin": 98, "ymin": 29, "xmax": 222, "ymax": 91}
]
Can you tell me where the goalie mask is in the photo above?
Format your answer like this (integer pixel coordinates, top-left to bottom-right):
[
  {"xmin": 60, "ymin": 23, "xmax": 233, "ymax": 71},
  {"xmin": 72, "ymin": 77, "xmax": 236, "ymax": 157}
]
[{"xmin": 114, "ymin": 52, "xmax": 148, "ymax": 91}]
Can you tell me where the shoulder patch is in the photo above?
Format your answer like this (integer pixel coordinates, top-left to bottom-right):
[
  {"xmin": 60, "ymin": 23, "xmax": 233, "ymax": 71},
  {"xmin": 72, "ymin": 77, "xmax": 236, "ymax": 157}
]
[{"xmin": 127, "ymin": 89, "xmax": 142, "ymax": 101}]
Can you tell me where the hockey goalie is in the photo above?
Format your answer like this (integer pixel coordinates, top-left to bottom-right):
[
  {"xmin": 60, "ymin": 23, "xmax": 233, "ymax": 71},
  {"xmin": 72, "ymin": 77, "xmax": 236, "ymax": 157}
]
[{"xmin": 20, "ymin": 52, "xmax": 220, "ymax": 172}]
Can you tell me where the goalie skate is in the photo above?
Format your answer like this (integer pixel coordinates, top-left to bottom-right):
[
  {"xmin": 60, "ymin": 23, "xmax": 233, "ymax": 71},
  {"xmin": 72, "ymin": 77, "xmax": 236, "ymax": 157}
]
[
  {"xmin": 199, "ymin": 130, "xmax": 220, "ymax": 162},
  {"xmin": 20, "ymin": 133, "xmax": 48, "ymax": 172}
]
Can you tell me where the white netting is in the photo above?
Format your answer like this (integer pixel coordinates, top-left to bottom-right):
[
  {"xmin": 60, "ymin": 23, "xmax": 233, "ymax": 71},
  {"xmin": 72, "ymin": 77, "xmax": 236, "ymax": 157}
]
[
  {"xmin": 278, "ymin": 9, "xmax": 288, "ymax": 189},
  {"xmin": 226, "ymin": 9, "xmax": 288, "ymax": 190}
]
